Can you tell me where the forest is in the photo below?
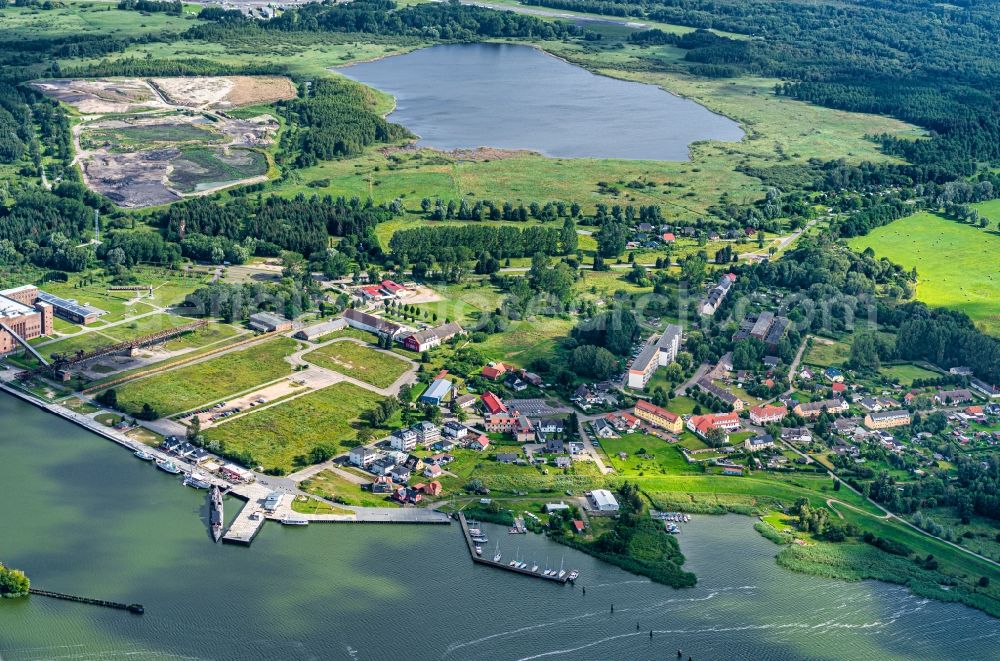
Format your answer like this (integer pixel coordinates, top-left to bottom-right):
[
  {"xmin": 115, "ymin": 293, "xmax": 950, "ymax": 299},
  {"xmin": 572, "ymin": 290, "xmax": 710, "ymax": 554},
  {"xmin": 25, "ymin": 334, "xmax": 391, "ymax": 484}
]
[
  {"xmin": 524, "ymin": 0, "xmax": 1000, "ymax": 185},
  {"xmin": 187, "ymin": 0, "xmax": 591, "ymax": 41},
  {"xmin": 387, "ymin": 223, "xmax": 573, "ymax": 264}
]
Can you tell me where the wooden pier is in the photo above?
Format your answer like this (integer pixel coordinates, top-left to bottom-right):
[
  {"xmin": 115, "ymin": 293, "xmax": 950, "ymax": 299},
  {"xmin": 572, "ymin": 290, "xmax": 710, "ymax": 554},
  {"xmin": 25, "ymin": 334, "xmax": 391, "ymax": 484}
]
[
  {"xmin": 457, "ymin": 513, "xmax": 570, "ymax": 583},
  {"xmin": 29, "ymin": 588, "xmax": 144, "ymax": 614}
]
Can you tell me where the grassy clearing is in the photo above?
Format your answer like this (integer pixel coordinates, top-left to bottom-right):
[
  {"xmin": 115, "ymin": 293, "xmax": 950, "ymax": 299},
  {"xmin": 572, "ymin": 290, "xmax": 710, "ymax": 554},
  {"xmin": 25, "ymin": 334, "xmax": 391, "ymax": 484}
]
[
  {"xmin": 879, "ymin": 363, "xmax": 941, "ymax": 386},
  {"xmin": 203, "ymin": 382, "xmax": 382, "ymax": 471},
  {"xmin": 303, "ymin": 340, "xmax": 410, "ymax": 388},
  {"xmin": 113, "ymin": 337, "xmax": 298, "ymax": 416},
  {"xmin": 848, "ymin": 212, "xmax": 1000, "ymax": 336},
  {"xmin": 300, "ymin": 469, "xmax": 402, "ymax": 508},
  {"xmin": 803, "ymin": 338, "xmax": 850, "ymax": 368},
  {"xmin": 289, "ymin": 495, "xmax": 354, "ymax": 515},
  {"xmin": 476, "ymin": 316, "xmax": 574, "ymax": 368},
  {"xmin": 102, "ymin": 312, "xmax": 196, "ymax": 341},
  {"xmin": 598, "ymin": 433, "xmax": 697, "ymax": 475}
]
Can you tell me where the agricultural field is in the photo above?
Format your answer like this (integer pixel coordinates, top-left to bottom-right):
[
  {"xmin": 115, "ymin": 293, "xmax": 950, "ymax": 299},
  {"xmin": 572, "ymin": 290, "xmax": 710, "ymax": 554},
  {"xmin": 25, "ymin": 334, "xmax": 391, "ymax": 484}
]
[
  {"xmin": 112, "ymin": 337, "xmax": 298, "ymax": 417},
  {"xmin": 202, "ymin": 382, "xmax": 383, "ymax": 472},
  {"xmin": 303, "ymin": 340, "xmax": 411, "ymax": 388},
  {"xmin": 848, "ymin": 212, "xmax": 1000, "ymax": 336}
]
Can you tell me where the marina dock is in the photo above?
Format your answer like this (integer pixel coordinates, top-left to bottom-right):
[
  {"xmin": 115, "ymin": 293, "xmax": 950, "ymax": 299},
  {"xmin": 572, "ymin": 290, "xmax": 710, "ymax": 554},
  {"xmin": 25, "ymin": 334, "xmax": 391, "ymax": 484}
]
[
  {"xmin": 222, "ymin": 484, "xmax": 270, "ymax": 545},
  {"xmin": 457, "ymin": 513, "xmax": 571, "ymax": 584}
]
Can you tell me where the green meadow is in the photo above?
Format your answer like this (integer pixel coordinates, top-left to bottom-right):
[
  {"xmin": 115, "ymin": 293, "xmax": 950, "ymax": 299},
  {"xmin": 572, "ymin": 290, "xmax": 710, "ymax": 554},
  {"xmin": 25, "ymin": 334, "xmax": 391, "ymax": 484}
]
[{"xmin": 848, "ymin": 212, "xmax": 1000, "ymax": 336}]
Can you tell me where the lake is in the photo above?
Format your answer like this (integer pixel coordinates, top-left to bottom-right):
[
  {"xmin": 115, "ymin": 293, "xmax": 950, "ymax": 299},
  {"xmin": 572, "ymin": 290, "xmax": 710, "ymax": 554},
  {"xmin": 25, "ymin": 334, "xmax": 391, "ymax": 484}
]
[
  {"xmin": 1, "ymin": 393, "xmax": 998, "ymax": 660},
  {"xmin": 337, "ymin": 43, "xmax": 744, "ymax": 160}
]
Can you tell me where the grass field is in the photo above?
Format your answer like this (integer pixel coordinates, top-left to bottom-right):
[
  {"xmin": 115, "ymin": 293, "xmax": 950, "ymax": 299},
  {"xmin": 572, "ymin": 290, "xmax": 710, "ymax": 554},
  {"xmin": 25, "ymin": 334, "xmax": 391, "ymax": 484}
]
[
  {"xmin": 880, "ymin": 363, "xmax": 940, "ymax": 386},
  {"xmin": 203, "ymin": 382, "xmax": 382, "ymax": 472},
  {"xmin": 300, "ymin": 469, "xmax": 402, "ymax": 508},
  {"xmin": 803, "ymin": 338, "xmax": 850, "ymax": 367},
  {"xmin": 598, "ymin": 433, "xmax": 696, "ymax": 475},
  {"xmin": 113, "ymin": 337, "xmax": 298, "ymax": 417},
  {"xmin": 848, "ymin": 212, "xmax": 1000, "ymax": 336},
  {"xmin": 303, "ymin": 340, "xmax": 410, "ymax": 388},
  {"xmin": 476, "ymin": 316, "xmax": 574, "ymax": 368}
]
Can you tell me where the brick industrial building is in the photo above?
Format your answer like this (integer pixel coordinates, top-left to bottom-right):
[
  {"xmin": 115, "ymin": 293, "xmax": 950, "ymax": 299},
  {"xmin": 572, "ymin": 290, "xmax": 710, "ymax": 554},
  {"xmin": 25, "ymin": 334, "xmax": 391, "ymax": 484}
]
[{"xmin": 0, "ymin": 286, "xmax": 54, "ymax": 353}]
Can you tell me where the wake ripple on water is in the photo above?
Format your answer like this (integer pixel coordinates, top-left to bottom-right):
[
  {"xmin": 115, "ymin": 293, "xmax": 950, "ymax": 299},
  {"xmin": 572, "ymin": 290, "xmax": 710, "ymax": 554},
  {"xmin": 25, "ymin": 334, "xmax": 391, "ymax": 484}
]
[{"xmin": 442, "ymin": 585, "xmax": 762, "ymax": 658}]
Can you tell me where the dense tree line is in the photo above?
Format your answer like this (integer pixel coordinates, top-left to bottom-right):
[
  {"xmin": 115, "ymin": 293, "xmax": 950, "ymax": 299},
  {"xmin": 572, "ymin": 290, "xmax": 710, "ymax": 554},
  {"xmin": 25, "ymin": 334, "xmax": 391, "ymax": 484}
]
[
  {"xmin": 117, "ymin": 0, "xmax": 182, "ymax": 15},
  {"xmin": 185, "ymin": 0, "xmax": 590, "ymax": 42},
  {"xmin": 892, "ymin": 305, "xmax": 1000, "ymax": 385},
  {"xmin": 157, "ymin": 194, "xmax": 395, "ymax": 260},
  {"xmin": 280, "ymin": 78, "xmax": 410, "ymax": 164},
  {"xmin": 388, "ymin": 224, "xmax": 570, "ymax": 264}
]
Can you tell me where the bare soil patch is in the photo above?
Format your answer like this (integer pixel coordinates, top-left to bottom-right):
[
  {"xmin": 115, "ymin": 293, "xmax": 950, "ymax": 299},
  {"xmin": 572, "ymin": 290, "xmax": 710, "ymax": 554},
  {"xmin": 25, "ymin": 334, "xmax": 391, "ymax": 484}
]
[{"xmin": 151, "ymin": 75, "xmax": 296, "ymax": 109}]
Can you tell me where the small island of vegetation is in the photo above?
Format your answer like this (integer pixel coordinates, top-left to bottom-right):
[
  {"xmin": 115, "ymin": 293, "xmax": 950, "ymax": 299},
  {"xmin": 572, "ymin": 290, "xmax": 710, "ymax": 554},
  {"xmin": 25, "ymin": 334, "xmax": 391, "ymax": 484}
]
[{"xmin": 0, "ymin": 563, "xmax": 30, "ymax": 598}]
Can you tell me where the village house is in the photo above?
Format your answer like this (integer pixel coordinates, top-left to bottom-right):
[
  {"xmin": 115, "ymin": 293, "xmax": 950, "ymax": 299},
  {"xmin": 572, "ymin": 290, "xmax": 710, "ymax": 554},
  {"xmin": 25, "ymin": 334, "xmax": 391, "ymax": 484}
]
[
  {"xmin": 749, "ymin": 404, "xmax": 787, "ymax": 426},
  {"xmin": 423, "ymin": 463, "xmax": 444, "ymax": 479},
  {"xmin": 442, "ymin": 421, "xmax": 468, "ymax": 439},
  {"xmin": 824, "ymin": 367, "xmax": 844, "ymax": 383},
  {"xmin": 371, "ymin": 476, "xmax": 395, "ymax": 494},
  {"xmin": 402, "ymin": 322, "xmax": 465, "ymax": 352},
  {"xmin": 468, "ymin": 435, "xmax": 490, "ymax": 451},
  {"xmin": 591, "ymin": 417, "xmax": 618, "ymax": 439},
  {"xmin": 393, "ymin": 486, "xmax": 423, "ymax": 505},
  {"xmin": 370, "ymin": 456, "xmax": 397, "ymax": 476},
  {"xmin": 496, "ymin": 452, "xmax": 519, "ymax": 464},
  {"xmin": 793, "ymin": 398, "xmax": 849, "ymax": 419},
  {"xmin": 389, "ymin": 465, "xmax": 411, "ymax": 483},
  {"xmin": 934, "ymin": 389, "xmax": 974, "ymax": 405},
  {"xmin": 452, "ymin": 394, "xmax": 477, "ymax": 411},
  {"xmin": 697, "ymin": 377, "xmax": 744, "ymax": 411},
  {"xmin": 780, "ymin": 427, "xmax": 812, "ymax": 444},
  {"xmin": 481, "ymin": 362, "xmax": 507, "ymax": 381},
  {"xmin": 744, "ymin": 434, "xmax": 775, "ymax": 452},
  {"xmin": 554, "ymin": 456, "xmax": 572, "ymax": 468}
]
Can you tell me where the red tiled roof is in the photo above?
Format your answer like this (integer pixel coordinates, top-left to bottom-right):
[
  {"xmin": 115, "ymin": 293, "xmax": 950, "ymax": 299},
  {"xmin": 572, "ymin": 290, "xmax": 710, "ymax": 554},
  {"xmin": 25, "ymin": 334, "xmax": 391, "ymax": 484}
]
[
  {"xmin": 832, "ymin": 382, "xmax": 846, "ymax": 392},
  {"xmin": 662, "ymin": 232, "xmax": 675, "ymax": 242},
  {"xmin": 481, "ymin": 391, "xmax": 507, "ymax": 414},
  {"xmin": 635, "ymin": 399, "xmax": 678, "ymax": 421}
]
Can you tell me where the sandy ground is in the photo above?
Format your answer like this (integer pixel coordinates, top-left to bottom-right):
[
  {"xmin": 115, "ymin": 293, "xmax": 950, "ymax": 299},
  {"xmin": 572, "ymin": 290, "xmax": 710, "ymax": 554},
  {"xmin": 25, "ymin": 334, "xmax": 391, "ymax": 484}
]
[
  {"xmin": 30, "ymin": 79, "xmax": 166, "ymax": 114},
  {"xmin": 189, "ymin": 378, "xmax": 310, "ymax": 429},
  {"xmin": 151, "ymin": 75, "xmax": 296, "ymax": 109},
  {"xmin": 402, "ymin": 284, "xmax": 444, "ymax": 304}
]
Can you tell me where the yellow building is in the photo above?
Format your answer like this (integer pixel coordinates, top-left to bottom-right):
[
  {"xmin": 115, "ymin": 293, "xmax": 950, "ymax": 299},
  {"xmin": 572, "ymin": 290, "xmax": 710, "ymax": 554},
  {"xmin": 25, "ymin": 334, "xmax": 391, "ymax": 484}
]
[
  {"xmin": 634, "ymin": 400, "xmax": 683, "ymax": 433},
  {"xmin": 864, "ymin": 410, "xmax": 911, "ymax": 429}
]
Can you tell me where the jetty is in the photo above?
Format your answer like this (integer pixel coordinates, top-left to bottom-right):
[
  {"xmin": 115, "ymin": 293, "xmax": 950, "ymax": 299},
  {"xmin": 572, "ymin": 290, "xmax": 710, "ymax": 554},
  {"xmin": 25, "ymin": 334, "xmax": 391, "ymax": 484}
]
[
  {"xmin": 29, "ymin": 588, "xmax": 144, "ymax": 614},
  {"xmin": 222, "ymin": 484, "xmax": 270, "ymax": 545},
  {"xmin": 457, "ymin": 513, "xmax": 571, "ymax": 583}
]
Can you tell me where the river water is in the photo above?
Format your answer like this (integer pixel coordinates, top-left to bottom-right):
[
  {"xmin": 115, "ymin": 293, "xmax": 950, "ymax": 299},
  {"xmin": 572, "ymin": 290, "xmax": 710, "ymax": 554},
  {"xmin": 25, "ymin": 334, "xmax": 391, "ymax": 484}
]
[
  {"xmin": 1, "ymin": 393, "xmax": 997, "ymax": 660},
  {"xmin": 337, "ymin": 43, "xmax": 744, "ymax": 160}
]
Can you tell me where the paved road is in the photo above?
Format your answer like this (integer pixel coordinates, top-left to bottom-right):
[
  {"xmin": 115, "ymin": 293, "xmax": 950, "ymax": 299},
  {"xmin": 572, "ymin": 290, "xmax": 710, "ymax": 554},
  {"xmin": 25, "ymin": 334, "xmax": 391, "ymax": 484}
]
[{"xmin": 674, "ymin": 362, "xmax": 712, "ymax": 397}]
